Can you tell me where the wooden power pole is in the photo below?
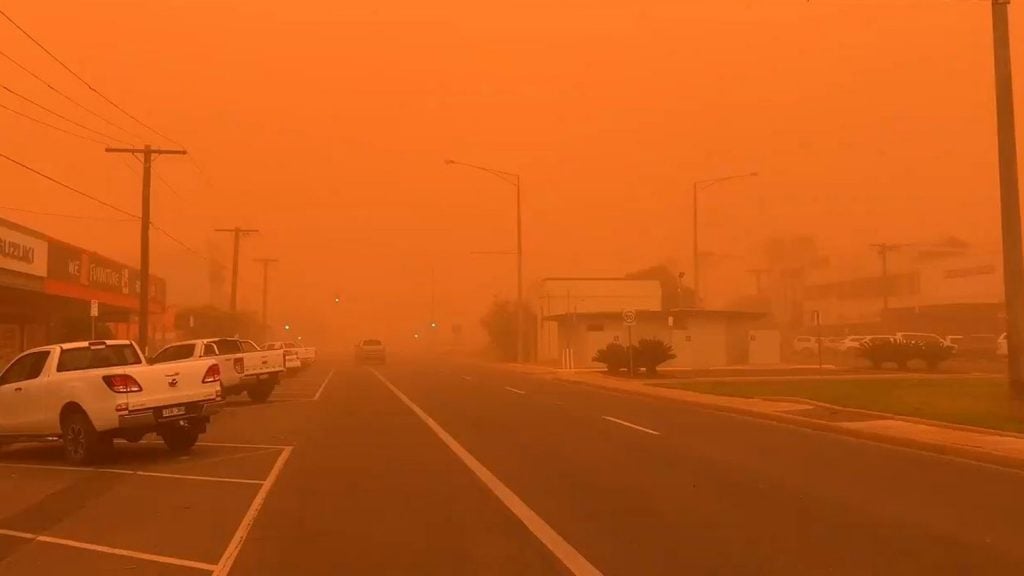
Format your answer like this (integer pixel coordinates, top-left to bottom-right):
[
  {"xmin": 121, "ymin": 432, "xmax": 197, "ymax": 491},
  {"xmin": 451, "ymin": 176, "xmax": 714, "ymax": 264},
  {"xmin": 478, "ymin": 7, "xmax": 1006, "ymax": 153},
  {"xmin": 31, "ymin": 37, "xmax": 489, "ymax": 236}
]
[
  {"xmin": 105, "ymin": 145, "xmax": 187, "ymax": 354},
  {"xmin": 215, "ymin": 227, "xmax": 259, "ymax": 312},
  {"xmin": 254, "ymin": 258, "xmax": 278, "ymax": 341}
]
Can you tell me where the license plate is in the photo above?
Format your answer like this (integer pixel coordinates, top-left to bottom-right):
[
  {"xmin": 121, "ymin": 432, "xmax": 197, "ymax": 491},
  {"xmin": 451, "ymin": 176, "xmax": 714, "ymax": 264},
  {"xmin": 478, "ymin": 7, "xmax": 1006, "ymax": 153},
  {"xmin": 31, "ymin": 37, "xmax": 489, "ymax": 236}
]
[{"xmin": 161, "ymin": 406, "xmax": 186, "ymax": 418}]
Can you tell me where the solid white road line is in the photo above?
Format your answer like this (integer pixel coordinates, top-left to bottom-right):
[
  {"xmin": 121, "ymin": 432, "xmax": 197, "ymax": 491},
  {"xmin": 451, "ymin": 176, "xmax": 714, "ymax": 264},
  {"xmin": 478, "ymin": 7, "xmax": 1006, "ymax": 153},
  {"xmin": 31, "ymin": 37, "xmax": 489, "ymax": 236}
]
[
  {"xmin": 0, "ymin": 528, "xmax": 217, "ymax": 571},
  {"xmin": 313, "ymin": 369, "xmax": 335, "ymax": 401},
  {"xmin": 134, "ymin": 440, "xmax": 293, "ymax": 450},
  {"xmin": 602, "ymin": 416, "xmax": 661, "ymax": 436},
  {"xmin": 214, "ymin": 446, "xmax": 293, "ymax": 576},
  {"xmin": 0, "ymin": 462, "xmax": 265, "ymax": 485},
  {"xmin": 369, "ymin": 369, "xmax": 604, "ymax": 576},
  {"xmin": 504, "ymin": 386, "xmax": 526, "ymax": 395}
]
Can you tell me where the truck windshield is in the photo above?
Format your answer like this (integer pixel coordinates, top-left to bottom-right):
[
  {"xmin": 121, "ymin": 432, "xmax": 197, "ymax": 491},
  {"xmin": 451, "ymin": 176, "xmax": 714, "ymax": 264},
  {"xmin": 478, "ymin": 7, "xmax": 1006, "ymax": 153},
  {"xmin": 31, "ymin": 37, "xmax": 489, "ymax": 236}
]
[{"xmin": 57, "ymin": 344, "xmax": 142, "ymax": 372}]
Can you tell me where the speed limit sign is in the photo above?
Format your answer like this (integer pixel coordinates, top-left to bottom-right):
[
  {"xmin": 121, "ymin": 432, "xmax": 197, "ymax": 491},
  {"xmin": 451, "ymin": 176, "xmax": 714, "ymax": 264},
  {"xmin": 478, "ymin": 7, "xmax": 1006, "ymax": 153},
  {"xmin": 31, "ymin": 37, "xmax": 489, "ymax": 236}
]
[{"xmin": 623, "ymin": 309, "xmax": 637, "ymax": 326}]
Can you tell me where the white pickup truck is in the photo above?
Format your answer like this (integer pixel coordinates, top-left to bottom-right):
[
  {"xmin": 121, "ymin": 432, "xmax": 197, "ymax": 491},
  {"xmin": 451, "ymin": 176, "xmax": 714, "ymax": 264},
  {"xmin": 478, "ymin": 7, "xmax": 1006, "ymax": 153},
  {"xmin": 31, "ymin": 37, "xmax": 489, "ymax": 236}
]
[
  {"xmin": 151, "ymin": 338, "xmax": 284, "ymax": 402},
  {"xmin": 264, "ymin": 341, "xmax": 316, "ymax": 368},
  {"xmin": 0, "ymin": 340, "xmax": 222, "ymax": 464}
]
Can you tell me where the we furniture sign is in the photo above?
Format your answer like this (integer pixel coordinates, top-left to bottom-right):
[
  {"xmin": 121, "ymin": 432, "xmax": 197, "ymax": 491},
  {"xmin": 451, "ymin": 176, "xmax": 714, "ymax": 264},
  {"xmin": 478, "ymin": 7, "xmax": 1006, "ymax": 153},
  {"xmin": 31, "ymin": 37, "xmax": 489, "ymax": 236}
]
[{"xmin": 0, "ymin": 222, "xmax": 48, "ymax": 278}]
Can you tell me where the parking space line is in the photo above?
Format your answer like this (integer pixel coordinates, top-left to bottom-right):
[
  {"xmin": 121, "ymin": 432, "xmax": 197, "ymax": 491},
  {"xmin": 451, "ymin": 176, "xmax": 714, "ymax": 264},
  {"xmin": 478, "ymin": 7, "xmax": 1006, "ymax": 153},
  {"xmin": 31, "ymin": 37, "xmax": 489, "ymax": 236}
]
[
  {"xmin": 0, "ymin": 462, "xmax": 265, "ymax": 485},
  {"xmin": 369, "ymin": 369, "xmax": 605, "ymax": 576},
  {"xmin": 0, "ymin": 528, "xmax": 217, "ymax": 571},
  {"xmin": 313, "ymin": 369, "xmax": 335, "ymax": 401},
  {"xmin": 602, "ymin": 416, "xmax": 661, "ymax": 436},
  {"xmin": 214, "ymin": 446, "xmax": 293, "ymax": 576}
]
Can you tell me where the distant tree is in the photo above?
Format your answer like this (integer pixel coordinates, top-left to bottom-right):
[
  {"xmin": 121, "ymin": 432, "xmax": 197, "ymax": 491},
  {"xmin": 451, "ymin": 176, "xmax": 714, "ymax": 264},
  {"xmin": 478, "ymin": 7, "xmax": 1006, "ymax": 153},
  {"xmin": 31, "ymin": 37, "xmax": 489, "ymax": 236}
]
[
  {"xmin": 480, "ymin": 299, "xmax": 537, "ymax": 362},
  {"xmin": 625, "ymin": 264, "xmax": 696, "ymax": 309}
]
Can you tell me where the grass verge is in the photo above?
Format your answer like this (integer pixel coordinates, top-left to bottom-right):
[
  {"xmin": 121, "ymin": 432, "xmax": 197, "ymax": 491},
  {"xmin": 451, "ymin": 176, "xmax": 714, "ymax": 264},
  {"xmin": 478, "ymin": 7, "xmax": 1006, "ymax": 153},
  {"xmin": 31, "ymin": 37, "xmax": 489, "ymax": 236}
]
[{"xmin": 651, "ymin": 377, "xmax": 1023, "ymax": 433}]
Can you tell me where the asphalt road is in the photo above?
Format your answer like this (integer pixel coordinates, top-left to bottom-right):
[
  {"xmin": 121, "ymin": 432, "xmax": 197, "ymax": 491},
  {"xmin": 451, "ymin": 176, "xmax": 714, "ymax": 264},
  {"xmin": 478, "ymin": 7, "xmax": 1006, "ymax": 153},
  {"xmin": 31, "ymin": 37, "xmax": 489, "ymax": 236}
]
[{"xmin": 4, "ymin": 356, "xmax": 1024, "ymax": 575}]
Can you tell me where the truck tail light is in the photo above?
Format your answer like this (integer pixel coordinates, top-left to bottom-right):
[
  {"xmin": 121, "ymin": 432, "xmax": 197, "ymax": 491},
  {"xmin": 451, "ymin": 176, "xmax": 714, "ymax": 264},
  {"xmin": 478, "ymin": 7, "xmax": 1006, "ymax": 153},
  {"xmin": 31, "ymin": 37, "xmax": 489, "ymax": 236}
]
[
  {"xmin": 233, "ymin": 357, "xmax": 245, "ymax": 374},
  {"xmin": 102, "ymin": 374, "xmax": 143, "ymax": 393},
  {"xmin": 203, "ymin": 363, "xmax": 222, "ymax": 384}
]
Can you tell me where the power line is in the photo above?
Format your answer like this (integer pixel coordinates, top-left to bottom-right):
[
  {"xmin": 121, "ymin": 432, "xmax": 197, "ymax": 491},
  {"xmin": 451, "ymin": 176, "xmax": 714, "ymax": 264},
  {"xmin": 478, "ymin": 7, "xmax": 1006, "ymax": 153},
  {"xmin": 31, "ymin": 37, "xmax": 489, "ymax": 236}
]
[
  {"xmin": 0, "ymin": 151, "xmax": 209, "ymax": 259},
  {"xmin": 0, "ymin": 101, "xmax": 108, "ymax": 145},
  {"xmin": 0, "ymin": 47, "xmax": 143, "ymax": 142},
  {"xmin": 0, "ymin": 150, "xmax": 137, "ymax": 218},
  {"xmin": 0, "ymin": 7, "xmax": 182, "ymax": 147},
  {"xmin": 0, "ymin": 83, "xmax": 127, "ymax": 144},
  {"xmin": 0, "ymin": 204, "xmax": 135, "ymax": 222}
]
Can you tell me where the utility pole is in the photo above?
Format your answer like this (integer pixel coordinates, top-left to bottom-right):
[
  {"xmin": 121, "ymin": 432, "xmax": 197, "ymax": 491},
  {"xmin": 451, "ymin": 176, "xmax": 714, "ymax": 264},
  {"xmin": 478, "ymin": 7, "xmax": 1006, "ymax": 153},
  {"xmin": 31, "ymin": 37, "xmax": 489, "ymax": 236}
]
[
  {"xmin": 105, "ymin": 145, "xmax": 187, "ymax": 354},
  {"xmin": 254, "ymin": 258, "xmax": 278, "ymax": 342},
  {"xmin": 991, "ymin": 0, "xmax": 1024, "ymax": 397},
  {"xmin": 870, "ymin": 243, "xmax": 904, "ymax": 315},
  {"xmin": 214, "ymin": 227, "xmax": 259, "ymax": 312}
]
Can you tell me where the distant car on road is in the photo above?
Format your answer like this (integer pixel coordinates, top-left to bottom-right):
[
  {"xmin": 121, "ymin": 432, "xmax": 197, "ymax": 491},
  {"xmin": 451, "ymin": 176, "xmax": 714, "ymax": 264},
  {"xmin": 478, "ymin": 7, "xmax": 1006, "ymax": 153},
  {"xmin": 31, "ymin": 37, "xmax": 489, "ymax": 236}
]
[
  {"xmin": 0, "ymin": 340, "xmax": 222, "ymax": 464},
  {"xmin": 354, "ymin": 339, "xmax": 387, "ymax": 364}
]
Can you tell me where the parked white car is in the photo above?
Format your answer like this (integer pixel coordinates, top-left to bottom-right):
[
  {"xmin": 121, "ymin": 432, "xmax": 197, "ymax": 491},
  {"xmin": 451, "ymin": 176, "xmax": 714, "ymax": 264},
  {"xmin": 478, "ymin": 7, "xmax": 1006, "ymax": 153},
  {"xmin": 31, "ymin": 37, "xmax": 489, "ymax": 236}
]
[
  {"xmin": 792, "ymin": 336, "xmax": 818, "ymax": 354},
  {"xmin": 0, "ymin": 340, "xmax": 222, "ymax": 464},
  {"xmin": 262, "ymin": 342, "xmax": 301, "ymax": 371},
  {"xmin": 151, "ymin": 338, "xmax": 284, "ymax": 402},
  {"xmin": 836, "ymin": 336, "xmax": 867, "ymax": 352},
  {"xmin": 264, "ymin": 341, "xmax": 316, "ymax": 367}
]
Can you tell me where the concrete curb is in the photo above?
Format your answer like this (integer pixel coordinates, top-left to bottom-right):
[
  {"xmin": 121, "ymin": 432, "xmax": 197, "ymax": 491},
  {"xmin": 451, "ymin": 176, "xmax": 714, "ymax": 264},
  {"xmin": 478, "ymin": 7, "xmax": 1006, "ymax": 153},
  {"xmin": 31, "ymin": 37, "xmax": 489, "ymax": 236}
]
[{"xmin": 550, "ymin": 374, "xmax": 1024, "ymax": 473}]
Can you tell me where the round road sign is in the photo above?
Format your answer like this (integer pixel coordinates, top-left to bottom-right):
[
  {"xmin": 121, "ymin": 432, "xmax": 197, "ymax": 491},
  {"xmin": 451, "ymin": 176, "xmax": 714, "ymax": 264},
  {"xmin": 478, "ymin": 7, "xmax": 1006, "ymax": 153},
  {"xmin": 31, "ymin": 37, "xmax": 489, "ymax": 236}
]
[{"xmin": 623, "ymin": 309, "xmax": 637, "ymax": 326}]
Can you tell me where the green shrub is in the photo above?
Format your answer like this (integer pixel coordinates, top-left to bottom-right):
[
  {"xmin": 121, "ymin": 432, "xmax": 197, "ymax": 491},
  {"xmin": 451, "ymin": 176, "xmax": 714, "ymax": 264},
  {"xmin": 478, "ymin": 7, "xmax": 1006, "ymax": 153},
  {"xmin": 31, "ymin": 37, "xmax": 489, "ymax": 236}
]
[
  {"xmin": 636, "ymin": 338, "xmax": 677, "ymax": 376},
  {"xmin": 593, "ymin": 342, "xmax": 628, "ymax": 374}
]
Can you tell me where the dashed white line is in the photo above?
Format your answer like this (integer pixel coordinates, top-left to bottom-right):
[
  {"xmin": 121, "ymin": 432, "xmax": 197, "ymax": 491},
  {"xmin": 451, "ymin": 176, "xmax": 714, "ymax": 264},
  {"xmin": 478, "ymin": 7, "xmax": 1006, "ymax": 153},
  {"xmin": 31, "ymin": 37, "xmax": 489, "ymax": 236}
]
[
  {"xmin": 214, "ymin": 446, "xmax": 293, "ymax": 576},
  {"xmin": 504, "ymin": 386, "xmax": 526, "ymax": 395},
  {"xmin": 0, "ymin": 528, "xmax": 218, "ymax": 571},
  {"xmin": 313, "ymin": 369, "xmax": 335, "ymax": 401},
  {"xmin": 602, "ymin": 416, "xmax": 661, "ymax": 436},
  {"xmin": 369, "ymin": 368, "xmax": 604, "ymax": 576}
]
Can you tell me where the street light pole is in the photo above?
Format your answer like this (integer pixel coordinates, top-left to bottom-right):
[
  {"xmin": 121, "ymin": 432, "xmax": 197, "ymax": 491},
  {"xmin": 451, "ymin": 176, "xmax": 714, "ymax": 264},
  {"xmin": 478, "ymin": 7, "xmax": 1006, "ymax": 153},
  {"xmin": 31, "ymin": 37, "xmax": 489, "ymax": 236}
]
[
  {"xmin": 991, "ymin": 0, "xmax": 1024, "ymax": 397},
  {"xmin": 691, "ymin": 171, "xmax": 758, "ymax": 305},
  {"xmin": 446, "ymin": 159, "xmax": 525, "ymax": 363}
]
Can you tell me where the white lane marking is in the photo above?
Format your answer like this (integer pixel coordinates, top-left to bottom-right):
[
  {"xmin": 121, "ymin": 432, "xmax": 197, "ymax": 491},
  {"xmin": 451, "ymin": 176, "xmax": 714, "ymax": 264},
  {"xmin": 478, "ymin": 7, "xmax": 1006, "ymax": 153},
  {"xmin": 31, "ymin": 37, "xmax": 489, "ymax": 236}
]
[
  {"xmin": 504, "ymin": 386, "xmax": 526, "ymax": 395},
  {"xmin": 214, "ymin": 446, "xmax": 293, "ymax": 576},
  {"xmin": 602, "ymin": 416, "xmax": 661, "ymax": 436},
  {"xmin": 369, "ymin": 369, "xmax": 604, "ymax": 576},
  {"xmin": 0, "ymin": 462, "xmax": 265, "ymax": 485},
  {"xmin": 0, "ymin": 527, "xmax": 217, "ymax": 571},
  {"xmin": 313, "ymin": 369, "xmax": 335, "ymax": 401},
  {"xmin": 136, "ymin": 440, "xmax": 293, "ymax": 450}
]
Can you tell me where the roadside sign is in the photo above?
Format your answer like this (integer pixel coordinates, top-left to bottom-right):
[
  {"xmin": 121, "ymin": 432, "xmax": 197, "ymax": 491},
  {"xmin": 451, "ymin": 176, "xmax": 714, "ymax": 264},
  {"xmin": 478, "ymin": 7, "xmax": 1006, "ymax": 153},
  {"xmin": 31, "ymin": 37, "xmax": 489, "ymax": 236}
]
[
  {"xmin": 623, "ymin": 309, "xmax": 637, "ymax": 326},
  {"xmin": 89, "ymin": 299, "xmax": 98, "ymax": 318}
]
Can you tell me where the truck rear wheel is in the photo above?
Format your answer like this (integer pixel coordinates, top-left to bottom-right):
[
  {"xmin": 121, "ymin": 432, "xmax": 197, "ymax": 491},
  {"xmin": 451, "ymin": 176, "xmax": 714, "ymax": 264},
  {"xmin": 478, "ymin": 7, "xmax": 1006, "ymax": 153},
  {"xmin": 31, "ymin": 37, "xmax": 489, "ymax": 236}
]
[
  {"xmin": 246, "ymin": 378, "xmax": 275, "ymax": 403},
  {"xmin": 161, "ymin": 427, "xmax": 200, "ymax": 453},
  {"xmin": 61, "ymin": 411, "xmax": 111, "ymax": 465}
]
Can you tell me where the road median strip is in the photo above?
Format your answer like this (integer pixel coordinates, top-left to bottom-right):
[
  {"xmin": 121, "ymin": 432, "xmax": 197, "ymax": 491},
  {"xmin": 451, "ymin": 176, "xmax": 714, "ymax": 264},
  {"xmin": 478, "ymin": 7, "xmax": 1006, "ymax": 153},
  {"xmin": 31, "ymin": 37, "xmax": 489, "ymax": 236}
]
[{"xmin": 502, "ymin": 367, "xmax": 1024, "ymax": 472}]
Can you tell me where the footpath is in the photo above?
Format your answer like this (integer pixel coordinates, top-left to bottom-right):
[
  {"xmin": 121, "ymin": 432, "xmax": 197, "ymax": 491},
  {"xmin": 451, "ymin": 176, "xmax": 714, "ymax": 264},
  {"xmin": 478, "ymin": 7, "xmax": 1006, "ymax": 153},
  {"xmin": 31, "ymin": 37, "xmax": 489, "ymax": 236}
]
[{"xmin": 500, "ymin": 364, "xmax": 1024, "ymax": 471}]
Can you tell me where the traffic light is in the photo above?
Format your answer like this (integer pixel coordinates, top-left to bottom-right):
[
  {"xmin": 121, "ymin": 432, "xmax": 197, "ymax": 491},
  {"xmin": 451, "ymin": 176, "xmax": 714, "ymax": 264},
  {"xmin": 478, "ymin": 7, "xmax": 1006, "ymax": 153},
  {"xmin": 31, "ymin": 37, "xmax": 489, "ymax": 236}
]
[
  {"xmin": 334, "ymin": 295, "xmax": 340, "ymax": 303},
  {"xmin": 284, "ymin": 324, "xmax": 291, "ymax": 331}
]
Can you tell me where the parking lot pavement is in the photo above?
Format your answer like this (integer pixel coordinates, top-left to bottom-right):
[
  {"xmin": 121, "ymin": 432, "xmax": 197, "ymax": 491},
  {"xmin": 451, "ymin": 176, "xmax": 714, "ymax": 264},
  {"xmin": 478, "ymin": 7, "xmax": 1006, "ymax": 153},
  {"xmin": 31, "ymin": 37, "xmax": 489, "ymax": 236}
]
[
  {"xmin": 221, "ymin": 366, "xmax": 335, "ymax": 409},
  {"xmin": 0, "ymin": 440, "xmax": 292, "ymax": 576}
]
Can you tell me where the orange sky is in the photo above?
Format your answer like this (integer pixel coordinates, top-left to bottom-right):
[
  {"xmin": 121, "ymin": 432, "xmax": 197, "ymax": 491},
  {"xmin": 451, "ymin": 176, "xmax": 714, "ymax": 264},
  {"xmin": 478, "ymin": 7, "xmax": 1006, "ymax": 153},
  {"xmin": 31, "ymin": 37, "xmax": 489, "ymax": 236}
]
[{"xmin": 0, "ymin": 0, "xmax": 1020, "ymax": 343}]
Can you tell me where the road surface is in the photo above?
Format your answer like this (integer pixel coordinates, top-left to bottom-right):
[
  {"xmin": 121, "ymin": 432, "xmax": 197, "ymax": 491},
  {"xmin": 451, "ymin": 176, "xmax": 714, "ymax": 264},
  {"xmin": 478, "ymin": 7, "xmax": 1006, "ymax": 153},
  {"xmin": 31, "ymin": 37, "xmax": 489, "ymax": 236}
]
[{"xmin": 3, "ymin": 356, "xmax": 1024, "ymax": 575}]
